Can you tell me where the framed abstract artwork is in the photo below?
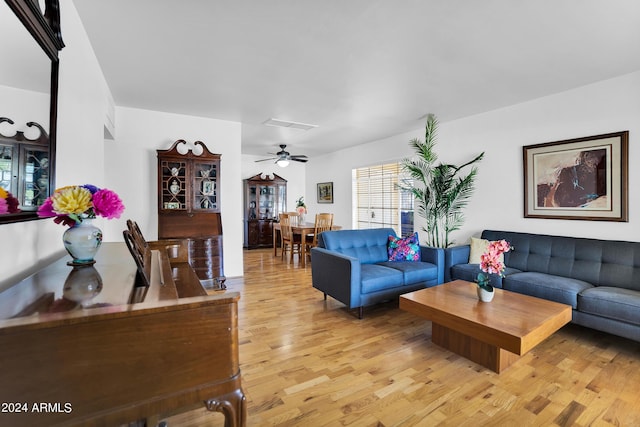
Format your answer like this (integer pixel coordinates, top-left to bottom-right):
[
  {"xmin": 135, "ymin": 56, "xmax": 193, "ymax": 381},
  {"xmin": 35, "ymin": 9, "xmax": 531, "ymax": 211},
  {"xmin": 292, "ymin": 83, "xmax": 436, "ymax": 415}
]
[
  {"xmin": 317, "ymin": 182, "xmax": 333, "ymax": 204},
  {"xmin": 523, "ymin": 131, "xmax": 628, "ymax": 221}
]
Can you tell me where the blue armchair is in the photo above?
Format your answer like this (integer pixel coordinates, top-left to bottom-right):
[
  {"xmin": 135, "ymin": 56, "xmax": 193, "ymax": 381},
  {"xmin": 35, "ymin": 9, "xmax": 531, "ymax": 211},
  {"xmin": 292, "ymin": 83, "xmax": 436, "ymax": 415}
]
[{"xmin": 311, "ymin": 228, "xmax": 444, "ymax": 318}]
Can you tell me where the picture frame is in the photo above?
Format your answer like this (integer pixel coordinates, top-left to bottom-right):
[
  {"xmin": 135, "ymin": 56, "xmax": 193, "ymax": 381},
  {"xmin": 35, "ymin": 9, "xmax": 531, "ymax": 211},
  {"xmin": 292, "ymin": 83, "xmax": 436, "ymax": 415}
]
[
  {"xmin": 317, "ymin": 182, "xmax": 333, "ymax": 204},
  {"xmin": 523, "ymin": 131, "xmax": 628, "ymax": 221}
]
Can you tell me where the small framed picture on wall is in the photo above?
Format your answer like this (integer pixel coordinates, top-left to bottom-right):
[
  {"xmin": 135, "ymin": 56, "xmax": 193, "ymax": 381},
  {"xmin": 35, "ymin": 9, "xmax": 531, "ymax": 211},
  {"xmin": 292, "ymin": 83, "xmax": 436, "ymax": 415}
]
[{"xmin": 317, "ymin": 182, "xmax": 333, "ymax": 204}]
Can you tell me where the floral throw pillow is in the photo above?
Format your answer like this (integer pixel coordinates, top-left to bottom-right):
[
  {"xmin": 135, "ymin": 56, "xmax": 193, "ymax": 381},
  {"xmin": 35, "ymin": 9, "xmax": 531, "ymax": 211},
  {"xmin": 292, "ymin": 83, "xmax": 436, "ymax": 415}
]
[{"xmin": 387, "ymin": 232, "xmax": 420, "ymax": 262}]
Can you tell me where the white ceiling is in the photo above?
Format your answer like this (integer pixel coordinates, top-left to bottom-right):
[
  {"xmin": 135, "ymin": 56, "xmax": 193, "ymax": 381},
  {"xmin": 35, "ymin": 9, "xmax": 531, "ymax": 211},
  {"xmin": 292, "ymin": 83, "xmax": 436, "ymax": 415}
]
[{"xmin": 72, "ymin": 0, "xmax": 640, "ymax": 159}]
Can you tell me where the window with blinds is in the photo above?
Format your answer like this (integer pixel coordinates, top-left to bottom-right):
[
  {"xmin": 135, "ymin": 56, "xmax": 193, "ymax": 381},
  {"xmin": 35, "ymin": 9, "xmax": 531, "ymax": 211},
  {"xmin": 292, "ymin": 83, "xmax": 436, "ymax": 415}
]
[{"xmin": 352, "ymin": 162, "xmax": 414, "ymax": 236}]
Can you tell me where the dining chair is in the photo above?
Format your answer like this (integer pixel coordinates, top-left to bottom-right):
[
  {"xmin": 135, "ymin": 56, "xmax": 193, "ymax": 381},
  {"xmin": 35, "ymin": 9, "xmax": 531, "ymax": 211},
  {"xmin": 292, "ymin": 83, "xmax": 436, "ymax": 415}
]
[
  {"xmin": 273, "ymin": 212, "xmax": 299, "ymax": 258},
  {"xmin": 306, "ymin": 213, "xmax": 334, "ymax": 261},
  {"xmin": 279, "ymin": 213, "xmax": 302, "ymax": 263},
  {"xmin": 285, "ymin": 212, "xmax": 300, "ymax": 226}
]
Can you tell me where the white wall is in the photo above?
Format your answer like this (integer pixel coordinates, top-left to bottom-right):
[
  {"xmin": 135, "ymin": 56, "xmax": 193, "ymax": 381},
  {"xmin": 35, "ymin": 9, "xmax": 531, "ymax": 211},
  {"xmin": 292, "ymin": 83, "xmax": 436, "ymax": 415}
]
[
  {"xmin": 0, "ymin": 85, "xmax": 49, "ymax": 130},
  {"xmin": 306, "ymin": 70, "xmax": 640, "ymax": 245},
  {"xmin": 105, "ymin": 106, "xmax": 243, "ymax": 277}
]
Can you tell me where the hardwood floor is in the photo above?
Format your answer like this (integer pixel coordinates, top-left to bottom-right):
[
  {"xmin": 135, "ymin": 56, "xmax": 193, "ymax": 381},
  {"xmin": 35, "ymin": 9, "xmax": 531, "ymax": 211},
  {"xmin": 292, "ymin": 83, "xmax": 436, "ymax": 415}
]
[{"xmin": 165, "ymin": 249, "xmax": 640, "ymax": 426}]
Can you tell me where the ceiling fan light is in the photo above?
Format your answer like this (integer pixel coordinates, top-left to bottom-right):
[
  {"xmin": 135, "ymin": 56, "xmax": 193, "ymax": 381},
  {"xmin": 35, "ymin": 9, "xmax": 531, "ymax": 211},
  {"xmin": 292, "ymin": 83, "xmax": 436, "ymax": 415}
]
[{"xmin": 276, "ymin": 159, "xmax": 290, "ymax": 168}]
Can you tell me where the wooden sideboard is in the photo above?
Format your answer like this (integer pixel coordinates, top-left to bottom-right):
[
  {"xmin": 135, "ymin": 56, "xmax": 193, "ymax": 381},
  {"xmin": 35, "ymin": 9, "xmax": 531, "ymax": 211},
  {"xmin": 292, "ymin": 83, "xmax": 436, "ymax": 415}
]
[{"xmin": 0, "ymin": 242, "xmax": 245, "ymax": 427}]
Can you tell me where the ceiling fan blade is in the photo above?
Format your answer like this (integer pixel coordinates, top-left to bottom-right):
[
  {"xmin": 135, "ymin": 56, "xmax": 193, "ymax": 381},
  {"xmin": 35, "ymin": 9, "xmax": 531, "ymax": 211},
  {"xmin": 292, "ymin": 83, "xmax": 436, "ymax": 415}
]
[
  {"xmin": 290, "ymin": 157, "xmax": 308, "ymax": 163},
  {"xmin": 255, "ymin": 157, "xmax": 277, "ymax": 162},
  {"xmin": 290, "ymin": 155, "xmax": 308, "ymax": 159}
]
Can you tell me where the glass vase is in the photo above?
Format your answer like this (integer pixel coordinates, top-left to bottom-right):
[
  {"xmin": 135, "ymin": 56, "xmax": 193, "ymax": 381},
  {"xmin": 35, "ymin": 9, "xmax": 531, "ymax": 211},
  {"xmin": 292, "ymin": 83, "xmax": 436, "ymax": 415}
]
[{"xmin": 63, "ymin": 219, "xmax": 103, "ymax": 265}]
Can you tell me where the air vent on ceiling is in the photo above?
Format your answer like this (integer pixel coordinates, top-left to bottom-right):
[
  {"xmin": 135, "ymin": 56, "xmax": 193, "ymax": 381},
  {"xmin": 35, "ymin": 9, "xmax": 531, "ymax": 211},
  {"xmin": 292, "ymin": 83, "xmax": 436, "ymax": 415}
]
[{"xmin": 262, "ymin": 118, "xmax": 318, "ymax": 131}]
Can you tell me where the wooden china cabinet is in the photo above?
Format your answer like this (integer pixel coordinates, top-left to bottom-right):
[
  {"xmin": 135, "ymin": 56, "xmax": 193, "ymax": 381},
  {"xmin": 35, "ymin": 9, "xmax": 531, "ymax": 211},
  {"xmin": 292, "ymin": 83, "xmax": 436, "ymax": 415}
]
[
  {"xmin": 244, "ymin": 173, "xmax": 287, "ymax": 248},
  {"xmin": 157, "ymin": 140, "xmax": 224, "ymax": 285}
]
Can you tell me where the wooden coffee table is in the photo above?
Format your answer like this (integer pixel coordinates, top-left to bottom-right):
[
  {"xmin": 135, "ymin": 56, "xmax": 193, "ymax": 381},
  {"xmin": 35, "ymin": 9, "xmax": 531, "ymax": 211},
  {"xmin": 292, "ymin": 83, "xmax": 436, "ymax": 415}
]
[{"xmin": 399, "ymin": 280, "xmax": 572, "ymax": 373}]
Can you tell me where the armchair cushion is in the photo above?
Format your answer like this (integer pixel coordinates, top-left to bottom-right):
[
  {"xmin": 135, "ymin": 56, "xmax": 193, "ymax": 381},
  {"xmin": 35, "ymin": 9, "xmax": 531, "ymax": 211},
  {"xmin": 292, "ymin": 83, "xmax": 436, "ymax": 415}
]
[
  {"xmin": 387, "ymin": 232, "xmax": 420, "ymax": 261},
  {"xmin": 378, "ymin": 260, "xmax": 439, "ymax": 284},
  {"xmin": 361, "ymin": 264, "xmax": 404, "ymax": 293},
  {"xmin": 320, "ymin": 228, "xmax": 390, "ymax": 264}
]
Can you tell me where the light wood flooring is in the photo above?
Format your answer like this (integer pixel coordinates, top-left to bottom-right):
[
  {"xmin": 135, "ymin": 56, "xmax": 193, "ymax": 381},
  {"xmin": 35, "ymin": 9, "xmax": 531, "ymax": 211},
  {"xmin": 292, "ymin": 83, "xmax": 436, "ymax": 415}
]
[{"xmin": 166, "ymin": 249, "xmax": 640, "ymax": 426}]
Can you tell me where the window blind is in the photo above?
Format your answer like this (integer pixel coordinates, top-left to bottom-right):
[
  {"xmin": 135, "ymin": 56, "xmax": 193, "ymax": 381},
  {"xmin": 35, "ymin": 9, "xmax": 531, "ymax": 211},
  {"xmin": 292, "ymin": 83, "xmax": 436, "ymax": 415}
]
[{"xmin": 352, "ymin": 162, "xmax": 414, "ymax": 236}]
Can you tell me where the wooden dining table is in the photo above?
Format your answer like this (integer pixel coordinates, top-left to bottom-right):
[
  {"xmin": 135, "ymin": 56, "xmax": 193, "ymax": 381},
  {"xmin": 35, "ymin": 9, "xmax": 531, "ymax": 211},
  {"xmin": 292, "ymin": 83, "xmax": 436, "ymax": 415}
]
[{"xmin": 272, "ymin": 222, "xmax": 341, "ymax": 266}]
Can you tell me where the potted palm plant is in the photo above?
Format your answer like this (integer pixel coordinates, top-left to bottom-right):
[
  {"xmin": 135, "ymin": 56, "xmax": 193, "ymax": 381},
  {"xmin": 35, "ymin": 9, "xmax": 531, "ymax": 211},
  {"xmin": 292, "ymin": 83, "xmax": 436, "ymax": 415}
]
[{"xmin": 401, "ymin": 114, "xmax": 484, "ymax": 248}]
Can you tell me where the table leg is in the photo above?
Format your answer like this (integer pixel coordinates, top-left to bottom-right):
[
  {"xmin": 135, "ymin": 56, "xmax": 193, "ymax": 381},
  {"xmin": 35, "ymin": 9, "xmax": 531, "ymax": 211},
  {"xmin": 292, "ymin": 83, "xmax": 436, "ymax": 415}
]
[
  {"xmin": 431, "ymin": 322, "xmax": 520, "ymax": 373},
  {"xmin": 273, "ymin": 228, "xmax": 278, "ymax": 257},
  {"xmin": 300, "ymin": 236, "xmax": 306, "ymax": 267}
]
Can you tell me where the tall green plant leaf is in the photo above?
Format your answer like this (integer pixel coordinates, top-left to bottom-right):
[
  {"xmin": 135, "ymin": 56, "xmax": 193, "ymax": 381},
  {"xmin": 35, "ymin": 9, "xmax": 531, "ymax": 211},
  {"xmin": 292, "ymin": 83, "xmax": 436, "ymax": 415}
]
[{"xmin": 401, "ymin": 115, "xmax": 484, "ymax": 248}]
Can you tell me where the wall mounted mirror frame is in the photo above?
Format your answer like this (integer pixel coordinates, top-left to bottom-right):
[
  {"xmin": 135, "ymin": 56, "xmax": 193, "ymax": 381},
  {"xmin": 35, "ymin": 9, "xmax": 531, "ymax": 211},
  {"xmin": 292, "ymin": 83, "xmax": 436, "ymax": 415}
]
[{"xmin": 1, "ymin": 0, "xmax": 64, "ymax": 224}]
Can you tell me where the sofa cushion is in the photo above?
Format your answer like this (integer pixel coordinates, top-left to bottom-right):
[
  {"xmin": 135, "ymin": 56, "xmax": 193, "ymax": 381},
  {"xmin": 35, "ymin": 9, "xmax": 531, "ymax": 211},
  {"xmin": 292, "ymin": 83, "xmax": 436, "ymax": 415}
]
[
  {"xmin": 388, "ymin": 232, "xmax": 420, "ymax": 261},
  {"xmin": 450, "ymin": 264, "xmax": 521, "ymax": 288},
  {"xmin": 469, "ymin": 237, "xmax": 507, "ymax": 264},
  {"xmin": 469, "ymin": 237, "xmax": 489, "ymax": 264},
  {"xmin": 378, "ymin": 261, "xmax": 438, "ymax": 284},
  {"xmin": 360, "ymin": 264, "xmax": 404, "ymax": 294},
  {"xmin": 321, "ymin": 228, "xmax": 395, "ymax": 264},
  {"xmin": 578, "ymin": 287, "xmax": 640, "ymax": 326},
  {"xmin": 503, "ymin": 271, "xmax": 593, "ymax": 309}
]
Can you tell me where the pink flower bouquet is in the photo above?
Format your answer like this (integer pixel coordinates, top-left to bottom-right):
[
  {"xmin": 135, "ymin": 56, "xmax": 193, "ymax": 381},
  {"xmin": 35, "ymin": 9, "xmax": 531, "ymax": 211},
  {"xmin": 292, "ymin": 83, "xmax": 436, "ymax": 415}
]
[
  {"xmin": 295, "ymin": 196, "xmax": 307, "ymax": 215},
  {"xmin": 477, "ymin": 239, "xmax": 512, "ymax": 291},
  {"xmin": 38, "ymin": 184, "xmax": 125, "ymax": 226}
]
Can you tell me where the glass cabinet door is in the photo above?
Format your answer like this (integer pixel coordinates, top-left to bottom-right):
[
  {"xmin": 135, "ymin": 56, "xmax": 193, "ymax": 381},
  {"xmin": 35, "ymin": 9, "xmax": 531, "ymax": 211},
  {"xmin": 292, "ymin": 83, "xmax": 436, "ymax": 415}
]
[
  {"xmin": 277, "ymin": 184, "xmax": 286, "ymax": 218},
  {"xmin": 247, "ymin": 185, "xmax": 257, "ymax": 219},
  {"xmin": 0, "ymin": 143, "xmax": 49, "ymax": 211},
  {"xmin": 0, "ymin": 144, "xmax": 14, "ymax": 194},
  {"xmin": 20, "ymin": 145, "xmax": 49, "ymax": 208},
  {"xmin": 193, "ymin": 160, "xmax": 219, "ymax": 211},
  {"xmin": 258, "ymin": 185, "xmax": 276, "ymax": 219},
  {"xmin": 159, "ymin": 159, "xmax": 187, "ymax": 210}
]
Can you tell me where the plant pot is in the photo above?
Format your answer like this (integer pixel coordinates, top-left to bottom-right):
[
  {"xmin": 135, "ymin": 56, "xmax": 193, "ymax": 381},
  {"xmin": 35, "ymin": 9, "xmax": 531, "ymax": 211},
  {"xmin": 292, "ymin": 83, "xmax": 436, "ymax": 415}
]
[{"xmin": 477, "ymin": 286, "xmax": 495, "ymax": 302}]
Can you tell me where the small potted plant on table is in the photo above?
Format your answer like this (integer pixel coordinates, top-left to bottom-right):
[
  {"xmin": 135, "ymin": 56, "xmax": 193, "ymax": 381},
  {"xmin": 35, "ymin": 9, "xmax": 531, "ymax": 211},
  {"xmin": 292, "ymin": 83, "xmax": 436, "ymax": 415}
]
[{"xmin": 476, "ymin": 239, "xmax": 511, "ymax": 302}]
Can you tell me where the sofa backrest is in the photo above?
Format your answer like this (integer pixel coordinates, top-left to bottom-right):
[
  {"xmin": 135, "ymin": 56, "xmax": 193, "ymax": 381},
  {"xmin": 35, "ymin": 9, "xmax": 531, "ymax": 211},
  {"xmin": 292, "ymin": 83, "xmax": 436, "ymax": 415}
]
[
  {"xmin": 318, "ymin": 228, "xmax": 396, "ymax": 264},
  {"xmin": 482, "ymin": 230, "xmax": 640, "ymax": 291}
]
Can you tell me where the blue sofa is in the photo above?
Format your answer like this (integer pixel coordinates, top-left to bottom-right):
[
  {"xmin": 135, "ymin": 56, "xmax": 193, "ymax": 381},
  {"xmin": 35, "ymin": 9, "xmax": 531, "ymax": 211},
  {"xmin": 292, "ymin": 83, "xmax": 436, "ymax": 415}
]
[
  {"xmin": 445, "ymin": 230, "xmax": 640, "ymax": 342},
  {"xmin": 311, "ymin": 228, "xmax": 444, "ymax": 318}
]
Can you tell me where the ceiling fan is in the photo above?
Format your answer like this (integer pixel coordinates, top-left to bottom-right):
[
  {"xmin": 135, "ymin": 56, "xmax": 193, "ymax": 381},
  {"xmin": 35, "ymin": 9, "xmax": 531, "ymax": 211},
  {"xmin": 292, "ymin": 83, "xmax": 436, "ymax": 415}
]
[{"xmin": 255, "ymin": 144, "xmax": 308, "ymax": 168}]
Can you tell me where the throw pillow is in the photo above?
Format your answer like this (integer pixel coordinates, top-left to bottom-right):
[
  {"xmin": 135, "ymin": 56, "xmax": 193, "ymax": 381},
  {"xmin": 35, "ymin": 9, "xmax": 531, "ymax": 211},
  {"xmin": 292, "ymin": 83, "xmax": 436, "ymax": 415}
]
[
  {"xmin": 468, "ymin": 237, "xmax": 504, "ymax": 264},
  {"xmin": 388, "ymin": 232, "xmax": 420, "ymax": 262}
]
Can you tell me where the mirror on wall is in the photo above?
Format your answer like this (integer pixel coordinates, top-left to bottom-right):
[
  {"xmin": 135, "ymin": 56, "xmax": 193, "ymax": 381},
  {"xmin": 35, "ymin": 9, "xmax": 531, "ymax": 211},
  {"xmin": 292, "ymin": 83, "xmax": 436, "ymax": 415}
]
[{"xmin": 0, "ymin": 0, "xmax": 64, "ymax": 223}]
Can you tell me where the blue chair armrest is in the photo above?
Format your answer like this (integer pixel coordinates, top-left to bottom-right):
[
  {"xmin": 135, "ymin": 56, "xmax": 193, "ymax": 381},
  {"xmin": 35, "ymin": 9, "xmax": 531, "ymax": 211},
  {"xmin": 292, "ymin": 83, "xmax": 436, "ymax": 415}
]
[
  {"xmin": 444, "ymin": 245, "xmax": 470, "ymax": 282},
  {"xmin": 419, "ymin": 245, "xmax": 445, "ymax": 284},
  {"xmin": 311, "ymin": 247, "xmax": 362, "ymax": 309}
]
